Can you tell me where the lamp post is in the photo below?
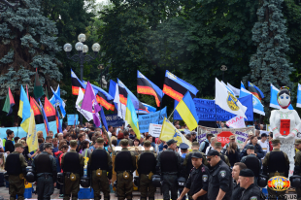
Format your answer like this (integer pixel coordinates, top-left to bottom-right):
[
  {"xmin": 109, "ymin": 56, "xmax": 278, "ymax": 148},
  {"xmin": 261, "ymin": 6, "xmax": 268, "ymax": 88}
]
[
  {"xmin": 64, "ymin": 33, "xmax": 101, "ymax": 124},
  {"xmin": 0, "ymin": 0, "xmax": 19, "ymax": 12},
  {"xmin": 220, "ymin": 65, "xmax": 227, "ymax": 82},
  {"xmin": 97, "ymin": 64, "xmax": 108, "ymax": 88}
]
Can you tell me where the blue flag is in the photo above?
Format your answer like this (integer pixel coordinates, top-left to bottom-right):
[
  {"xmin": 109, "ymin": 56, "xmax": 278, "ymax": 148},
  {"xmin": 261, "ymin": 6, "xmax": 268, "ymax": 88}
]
[
  {"xmin": 100, "ymin": 106, "xmax": 109, "ymax": 131},
  {"xmin": 270, "ymin": 84, "xmax": 293, "ymax": 110},
  {"xmin": 297, "ymin": 83, "xmax": 301, "ymax": 108},
  {"xmin": 240, "ymin": 82, "xmax": 265, "ymax": 116},
  {"xmin": 50, "ymin": 86, "xmax": 66, "ymax": 118}
]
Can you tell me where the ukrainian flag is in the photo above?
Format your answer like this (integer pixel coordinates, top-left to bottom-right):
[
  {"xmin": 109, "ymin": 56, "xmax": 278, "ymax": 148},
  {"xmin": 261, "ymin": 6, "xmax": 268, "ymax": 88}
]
[
  {"xmin": 18, "ymin": 86, "xmax": 31, "ymax": 133},
  {"xmin": 125, "ymin": 95, "xmax": 141, "ymax": 139},
  {"xmin": 175, "ymin": 92, "xmax": 199, "ymax": 131}
]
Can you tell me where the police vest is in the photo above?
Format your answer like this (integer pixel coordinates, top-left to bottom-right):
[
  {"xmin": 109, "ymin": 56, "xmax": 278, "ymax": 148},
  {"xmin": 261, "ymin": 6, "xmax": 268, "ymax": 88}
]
[
  {"xmin": 115, "ymin": 151, "xmax": 134, "ymax": 172},
  {"xmin": 6, "ymin": 154, "xmax": 22, "ymax": 175},
  {"xmin": 62, "ymin": 152, "xmax": 81, "ymax": 174},
  {"xmin": 244, "ymin": 156, "xmax": 260, "ymax": 177},
  {"xmin": 90, "ymin": 149, "xmax": 109, "ymax": 171},
  {"xmin": 160, "ymin": 151, "xmax": 178, "ymax": 173},
  {"xmin": 268, "ymin": 151, "xmax": 288, "ymax": 174},
  {"xmin": 202, "ymin": 141, "xmax": 209, "ymax": 153},
  {"xmin": 35, "ymin": 153, "xmax": 52, "ymax": 174},
  {"xmin": 138, "ymin": 152, "xmax": 156, "ymax": 175}
]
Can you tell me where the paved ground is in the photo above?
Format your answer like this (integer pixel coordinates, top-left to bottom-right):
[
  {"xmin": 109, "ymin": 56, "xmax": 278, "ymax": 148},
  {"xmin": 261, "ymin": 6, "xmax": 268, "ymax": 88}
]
[{"xmin": 0, "ymin": 185, "xmax": 164, "ymax": 200}]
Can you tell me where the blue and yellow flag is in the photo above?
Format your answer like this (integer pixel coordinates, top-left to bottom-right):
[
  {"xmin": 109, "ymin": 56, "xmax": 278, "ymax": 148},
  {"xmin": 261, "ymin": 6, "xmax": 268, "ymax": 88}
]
[
  {"xmin": 125, "ymin": 94, "xmax": 141, "ymax": 139},
  {"xmin": 175, "ymin": 92, "xmax": 199, "ymax": 131},
  {"xmin": 18, "ymin": 86, "xmax": 31, "ymax": 133},
  {"xmin": 160, "ymin": 117, "xmax": 191, "ymax": 148}
]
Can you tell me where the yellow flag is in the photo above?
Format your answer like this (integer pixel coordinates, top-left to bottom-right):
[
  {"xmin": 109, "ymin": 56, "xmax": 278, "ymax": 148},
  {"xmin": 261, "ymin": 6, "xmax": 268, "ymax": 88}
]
[
  {"xmin": 26, "ymin": 110, "xmax": 38, "ymax": 152},
  {"xmin": 159, "ymin": 117, "xmax": 191, "ymax": 149}
]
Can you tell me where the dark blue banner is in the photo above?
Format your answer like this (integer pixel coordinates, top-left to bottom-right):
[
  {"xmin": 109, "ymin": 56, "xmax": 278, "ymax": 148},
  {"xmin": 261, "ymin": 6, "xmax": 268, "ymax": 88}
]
[
  {"xmin": 105, "ymin": 114, "xmax": 124, "ymax": 127},
  {"xmin": 174, "ymin": 95, "xmax": 253, "ymax": 121}
]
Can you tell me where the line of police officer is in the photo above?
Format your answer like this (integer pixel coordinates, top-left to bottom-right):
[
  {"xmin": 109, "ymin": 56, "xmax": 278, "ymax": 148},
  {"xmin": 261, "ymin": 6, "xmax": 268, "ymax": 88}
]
[{"xmin": 5, "ymin": 137, "xmax": 301, "ymax": 200}]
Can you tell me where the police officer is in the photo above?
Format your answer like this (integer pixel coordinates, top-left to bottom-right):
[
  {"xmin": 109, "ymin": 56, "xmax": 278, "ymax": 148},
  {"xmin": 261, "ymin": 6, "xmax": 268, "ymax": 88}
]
[
  {"xmin": 5, "ymin": 143, "xmax": 27, "ymax": 200},
  {"xmin": 238, "ymin": 169, "xmax": 261, "ymax": 200},
  {"xmin": 32, "ymin": 143, "xmax": 57, "ymax": 200},
  {"xmin": 183, "ymin": 142, "xmax": 209, "ymax": 178},
  {"xmin": 114, "ymin": 139, "xmax": 136, "ymax": 200},
  {"xmin": 214, "ymin": 142, "xmax": 231, "ymax": 167},
  {"xmin": 293, "ymin": 139, "xmax": 301, "ymax": 199},
  {"xmin": 179, "ymin": 143, "xmax": 189, "ymax": 200},
  {"xmin": 263, "ymin": 139, "xmax": 289, "ymax": 199},
  {"xmin": 88, "ymin": 138, "xmax": 112, "ymax": 200},
  {"xmin": 178, "ymin": 152, "xmax": 210, "ymax": 200},
  {"xmin": 241, "ymin": 145, "xmax": 261, "ymax": 185},
  {"xmin": 156, "ymin": 139, "xmax": 182, "ymax": 200},
  {"xmin": 137, "ymin": 140, "xmax": 157, "ymax": 200},
  {"xmin": 206, "ymin": 150, "xmax": 232, "ymax": 200},
  {"xmin": 231, "ymin": 162, "xmax": 247, "ymax": 200},
  {"xmin": 61, "ymin": 140, "xmax": 84, "ymax": 200}
]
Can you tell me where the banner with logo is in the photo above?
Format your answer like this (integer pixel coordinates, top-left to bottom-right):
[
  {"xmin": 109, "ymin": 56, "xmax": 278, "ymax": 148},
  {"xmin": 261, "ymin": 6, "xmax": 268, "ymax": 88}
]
[
  {"xmin": 197, "ymin": 125, "xmax": 255, "ymax": 148},
  {"xmin": 105, "ymin": 114, "xmax": 124, "ymax": 127},
  {"xmin": 138, "ymin": 107, "xmax": 167, "ymax": 133},
  {"xmin": 174, "ymin": 95, "xmax": 253, "ymax": 122}
]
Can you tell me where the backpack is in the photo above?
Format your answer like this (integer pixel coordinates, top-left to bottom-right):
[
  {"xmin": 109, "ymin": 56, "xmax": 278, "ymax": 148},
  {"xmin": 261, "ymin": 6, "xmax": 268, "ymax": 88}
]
[{"xmin": 55, "ymin": 153, "xmax": 63, "ymax": 172}]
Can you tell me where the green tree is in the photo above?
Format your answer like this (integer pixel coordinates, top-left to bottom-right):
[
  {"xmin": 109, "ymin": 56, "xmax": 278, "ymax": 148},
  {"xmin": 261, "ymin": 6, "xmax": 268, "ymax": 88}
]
[
  {"xmin": 0, "ymin": 0, "xmax": 62, "ymax": 123},
  {"xmin": 248, "ymin": 0, "xmax": 294, "ymax": 115}
]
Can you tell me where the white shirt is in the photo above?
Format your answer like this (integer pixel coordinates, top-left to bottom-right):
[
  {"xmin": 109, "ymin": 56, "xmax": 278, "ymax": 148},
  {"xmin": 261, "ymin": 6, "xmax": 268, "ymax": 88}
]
[
  {"xmin": 258, "ymin": 140, "xmax": 269, "ymax": 159},
  {"xmin": 205, "ymin": 145, "xmax": 215, "ymax": 155},
  {"xmin": 108, "ymin": 131, "xmax": 112, "ymax": 139}
]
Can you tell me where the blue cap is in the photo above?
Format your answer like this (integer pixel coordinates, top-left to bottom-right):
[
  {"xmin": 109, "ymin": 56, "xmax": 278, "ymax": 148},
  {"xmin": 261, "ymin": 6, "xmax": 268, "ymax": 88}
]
[{"xmin": 179, "ymin": 143, "xmax": 189, "ymax": 150}]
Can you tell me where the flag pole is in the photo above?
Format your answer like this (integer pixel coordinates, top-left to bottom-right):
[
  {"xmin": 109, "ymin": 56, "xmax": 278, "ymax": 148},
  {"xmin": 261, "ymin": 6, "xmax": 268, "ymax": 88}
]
[{"xmin": 168, "ymin": 107, "xmax": 176, "ymax": 121}]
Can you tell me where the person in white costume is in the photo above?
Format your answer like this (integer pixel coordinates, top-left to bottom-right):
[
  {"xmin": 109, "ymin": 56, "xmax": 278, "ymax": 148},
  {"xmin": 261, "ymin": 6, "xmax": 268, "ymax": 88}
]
[{"xmin": 269, "ymin": 86, "xmax": 301, "ymax": 177}]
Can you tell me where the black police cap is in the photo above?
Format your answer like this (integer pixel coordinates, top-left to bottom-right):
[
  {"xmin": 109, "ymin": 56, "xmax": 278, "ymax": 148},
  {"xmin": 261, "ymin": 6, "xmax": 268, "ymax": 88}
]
[
  {"xmin": 191, "ymin": 152, "xmax": 203, "ymax": 159},
  {"xmin": 206, "ymin": 150, "xmax": 220, "ymax": 156},
  {"xmin": 239, "ymin": 169, "xmax": 254, "ymax": 177}
]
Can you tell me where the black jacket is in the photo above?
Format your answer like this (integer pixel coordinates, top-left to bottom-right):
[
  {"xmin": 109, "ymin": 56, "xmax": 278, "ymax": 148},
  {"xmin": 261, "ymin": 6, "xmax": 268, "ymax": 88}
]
[{"xmin": 239, "ymin": 183, "xmax": 261, "ymax": 200}]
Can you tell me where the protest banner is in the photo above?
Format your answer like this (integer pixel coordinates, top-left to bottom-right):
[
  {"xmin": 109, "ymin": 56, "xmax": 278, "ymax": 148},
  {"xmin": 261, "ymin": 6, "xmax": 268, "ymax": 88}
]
[
  {"xmin": 174, "ymin": 95, "xmax": 253, "ymax": 122},
  {"xmin": 197, "ymin": 125, "xmax": 255, "ymax": 149},
  {"xmin": 67, "ymin": 114, "xmax": 79, "ymax": 125},
  {"xmin": 138, "ymin": 107, "xmax": 167, "ymax": 133},
  {"xmin": 105, "ymin": 114, "xmax": 124, "ymax": 127},
  {"xmin": 148, "ymin": 123, "xmax": 162, "ymax": 138},
  {"xmin": 0, "ymin": 120, "xmax": 61, "ymax": 139},
  {"xmin": 226, "ymin": 116, "xmax": 246, "ymax": 128}
]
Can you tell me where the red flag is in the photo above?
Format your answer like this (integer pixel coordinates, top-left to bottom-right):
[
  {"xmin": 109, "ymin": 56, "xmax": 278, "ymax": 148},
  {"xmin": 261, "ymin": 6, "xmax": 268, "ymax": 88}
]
[
  {"xmin": 44, "ymin": 97, "xmax": 56, "ymax": 122},
  {"xmin": 30, "ymin": 97, "xmax": 44, "ymax": 124}
]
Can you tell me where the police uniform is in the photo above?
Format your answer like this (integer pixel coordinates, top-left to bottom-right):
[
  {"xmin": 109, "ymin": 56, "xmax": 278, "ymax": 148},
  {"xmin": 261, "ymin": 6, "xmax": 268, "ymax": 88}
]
[
  {"xmin": 5, "ymin": 143, "xmax": 27, "ymax": 200},
  {"xmin": 156, "ymin": 139, "xmax": 182, "ymax": 200},
  {"xmin": 214, "ymin": 142, "xmax": 231, "ymax": 167},
  {"xmin": 239, "ymin": 169, "xmax": 261, "ymax": 200},
  {"xmin": 241, "ymin": 145, "xmax": 261, "ymax": 185},
  {"xmin": 137, "ymin": 140, "xmax": 157, "ymax": 200},
  {"xmin": 61, "ymin": 140, "xmax": 84, "ymax": 200},
  {"xmin": 183, "ymin": 142, "xmax": 209, "ymax": 178},
  {"xmin": 207, "ymin": 150, "xmax": 232, "ymax": 200},
  {"xmin": 294, "ymin": 139, "xmax": 301, "ymax": 200},
  {"xmin": 114, "ymin": 139, "xmax": 137, "ymax": 200},
  {"xmin": 231, "ymin": 181, "xmax": 244, "ymax": 200},
  {"xmin": 263, "ymin": 139, "xmax": 289, "ymax": 198},
  {"xmin": 88, "ymin": 138, "xmax": 112, "ymax": 200},
  {"xmin": 32, "ymin": 143, "xmax": 57, "ymax": 200},
  {"xmin": 179, "ymin": 143, "xmax": 189, "ymax": 200},
  {"xmin": 185, "ymin": 153, "xmax": 209, "ymax": 200}
]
